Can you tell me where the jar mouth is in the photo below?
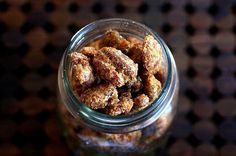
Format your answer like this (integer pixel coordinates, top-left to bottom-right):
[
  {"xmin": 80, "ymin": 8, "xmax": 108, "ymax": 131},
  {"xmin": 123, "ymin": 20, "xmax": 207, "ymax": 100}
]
[{"xmin": 61, "ymin": 18, "xmax": 173, "ymax": 133}]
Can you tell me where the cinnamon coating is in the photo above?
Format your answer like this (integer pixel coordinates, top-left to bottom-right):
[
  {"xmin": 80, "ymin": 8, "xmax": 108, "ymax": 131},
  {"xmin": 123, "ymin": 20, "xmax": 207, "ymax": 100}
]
[
  {"xmin": 79, "ymin": 84, "xmax": 119, "ymax": 109},
  {"xmin": 79, "ymin": 46, "xmax": 98, "ymax": 57},
  {"xmin": 144, "ymin": 74, "xmax": 162, "ymax": 102},
  {"xmin": 68, "ymin": 52, "xmax": 95, "ymax": 92},
  {"xmin": 105, "ymin": 92, "xmax": 133, "ymax": 116},
  {"xmin": 93, "ymin": 47, "xmax": 138, "ymax": 87},
  {"xmin": 128, "ymin": 43, "xmax": 143, "ymax": 64},
  {"xmin": 100, "ymin": 30, "xmax": 131, "ymax": 53},
  {"xmin": 143, "ymin": 35, "xmax": 163, "ymax": 74},
  {"xmin": 69, "ymin": 30, "xmax": 164, "ymax": 116}
]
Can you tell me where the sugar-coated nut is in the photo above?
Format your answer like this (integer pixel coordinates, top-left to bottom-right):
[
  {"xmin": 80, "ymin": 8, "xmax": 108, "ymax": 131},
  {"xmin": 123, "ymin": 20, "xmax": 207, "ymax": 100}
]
[
  {"xmin": 144, "ymin": 74, "xmax": 162, "ymax": 101},
  {"xmin": 119, "ymin": 92, "xmax": 133, "ymax": 114},
  {"xmin": 92, "ymin": 50, "xmax": 126, "ymax": 87},
  {"xmin": 105, "ymin": 103, "xmax": 123, "ymax": 116},
  {"xmin": 102, "ymin": 130, "xmax": 141, "ymax": 142},
  {"xmin": 133, "ymin": 94, "xmax": 150, "ymax": 108},
  {"xmin": 71, "ymin": 63, "xmax": 95, "ymax": 86},
  {"xmin": 143, "ymin": 35, "xmax": 163, "ymax": 74},
  {"xmin": 79, "ymin": 47, "xmax": 98, "ymax": 57},
  {"xmin": 128, "ymin": 43, "xmax": 143, "ymax": 64},
  {"xmin": 101, "ymin": 30, "xmax": 131, "ymax": 53},
  {"xmin": 105, "ymin": 92, "xmax": 133, "ymax": 116},
  {"xmin": 93, "ymin": 47, "xmax": 138, "ymax": 87},
  {"xmin": 64, "ymin": 30, "xmax": 169, "ymax": 153},
  {"xmin": 68, "ymin": 52, "xmax": 95, "ymax": 89},
  {"xmin": 127, "ymin": 36, "xmax": 143, "ymax": 46},
  {"xmin": 68, "ymin": 31, "xmax": 164, "ymax": 116},
  {"xmin": 101, "ymin": 47, "xmax": 138, "ymax": 85},
  {"xmin": 131, "ymin": 76, "xmax": 143, "ymax": 92},
  {"xmin": 88, "ymin": 39, "xmax": 102, "ymax": 50},
  {"xmin": 131, "ymin": 94, "xmax": 150, "ymax": 112},
  {"xmin": 79, "ymin": 84, "xmax": 119, "ymax": 109},
  {"xmin": 154, "ymin": 67, "xmax": 165, "ymax": 84}
]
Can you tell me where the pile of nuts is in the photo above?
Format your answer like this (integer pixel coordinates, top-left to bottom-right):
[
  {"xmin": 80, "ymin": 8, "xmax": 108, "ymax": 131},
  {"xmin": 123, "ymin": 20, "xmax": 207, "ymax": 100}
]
[{"xmin": 68, "ymin": 30, "xmax": 164, "ymax": 116}]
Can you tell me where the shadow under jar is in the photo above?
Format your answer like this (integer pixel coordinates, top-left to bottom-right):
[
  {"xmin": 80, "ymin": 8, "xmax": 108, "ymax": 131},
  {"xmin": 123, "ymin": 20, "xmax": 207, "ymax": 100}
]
[{"xmin": 58, "ymin": 18, "xmax": 179, "ymax": 156}]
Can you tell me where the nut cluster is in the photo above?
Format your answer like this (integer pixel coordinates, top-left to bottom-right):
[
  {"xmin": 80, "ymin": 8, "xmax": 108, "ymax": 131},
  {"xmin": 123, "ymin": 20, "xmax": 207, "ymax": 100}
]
[{"xmin": 68, "ymin": 30, "xmax": 164, "ymax": 116}]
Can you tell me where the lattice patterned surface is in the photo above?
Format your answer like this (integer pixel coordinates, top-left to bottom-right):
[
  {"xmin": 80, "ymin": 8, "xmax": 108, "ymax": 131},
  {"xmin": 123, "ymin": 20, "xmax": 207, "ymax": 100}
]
[{"xmin": 0, "ymin": 0, "xmax": 236, "ymax": 155}]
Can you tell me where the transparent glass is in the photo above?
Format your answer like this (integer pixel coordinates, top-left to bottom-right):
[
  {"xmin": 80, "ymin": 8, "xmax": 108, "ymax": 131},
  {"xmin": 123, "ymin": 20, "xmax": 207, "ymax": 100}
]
[{"xmin": 57, "ymin": 18, "xmax": 179, "ymax": 156}]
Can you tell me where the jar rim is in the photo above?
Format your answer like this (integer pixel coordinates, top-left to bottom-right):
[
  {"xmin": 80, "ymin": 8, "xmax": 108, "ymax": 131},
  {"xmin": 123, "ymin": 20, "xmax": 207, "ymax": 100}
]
[{"xmin": 60, "ymin": 18, "xmax": 174, "ymax": 133}]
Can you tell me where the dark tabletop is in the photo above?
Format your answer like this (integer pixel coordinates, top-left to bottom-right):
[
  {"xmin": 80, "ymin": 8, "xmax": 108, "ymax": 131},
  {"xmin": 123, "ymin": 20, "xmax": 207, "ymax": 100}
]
[{"xmin": 0, "ymin": 0, "xmax": 236, "ymax": 156}]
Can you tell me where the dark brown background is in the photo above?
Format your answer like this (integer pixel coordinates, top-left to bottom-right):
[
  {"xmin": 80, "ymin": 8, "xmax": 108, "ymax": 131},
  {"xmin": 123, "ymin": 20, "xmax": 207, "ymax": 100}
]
[{"xmin": 0, "ymin": 0, "xmax": 236, "ymax": 156}]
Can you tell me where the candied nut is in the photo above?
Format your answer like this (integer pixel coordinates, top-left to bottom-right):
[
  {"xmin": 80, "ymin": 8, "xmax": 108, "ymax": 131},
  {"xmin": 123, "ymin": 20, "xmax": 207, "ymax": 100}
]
[
  {"xmin": 133, "ymin": 94, "xmax": 149, "ymax": 108},
  {"xmin": 79, "ymin": 84, "xmax": 119, "ymax": 109},
  {"xmin": 102, "ymin": 131, "xmax": 141, "ymax": 143},
  {"xmin": 68, "ymin": 52, "xmax": 95, "ymax": 89},
  {"xmin": 92, "ymin": 51, "xmax": 125, "ymax": 87},
  {"xmin": 128, "ymin": 43, "xmax": 143, "ymax": 64},
  {"xmin": 118, "ymin": 92, "xmax": 133, "ymax": 114},
  {"xmin": 101, "ymin": 47, "xmax": 138, "ymax": 85},
  {"xmin": 144, "ymin": 74, "xmax": 162, "ymax": 101},
  {"xmin": 131, "ymin": 76, "xmax": 143, "ymax": 92},
  {"xmin": 143, "ymin": 35, "xmax": 163, "ymax": 74},
  {"xmin": 127, "ymin": 36, "xmax": 143, "ymax": 46},
  {"xmin": 68, "ymin": 33, "xmax": 165, "ymax": 117},
  {"xmin": 87, "ymin": 39, "xmax": 102, "ymax": 50},
  {"xmin": 154, "ymin": 67, "xmax": 165, "ymax": 84},
  {"xmin": 101, "ymin": 30, "xmax": 131, "ymax": 53},
  {"xmin": 105, "ymin": 92, "xmax": 133, "ymax": 116},
  {"xmin": 93, "ymin": 47, "xmax": 138, "ymax": 87},
  {"xmin": 132, "ymin": 94, "xmax": 150, "ymax": 112},
  {"xmin": 79, "ymin": 47, "xmax": 98, "ymax": 57},
  {"xmin": 104, "ymin": 103, "xmax": 122, "ymax": 116}
]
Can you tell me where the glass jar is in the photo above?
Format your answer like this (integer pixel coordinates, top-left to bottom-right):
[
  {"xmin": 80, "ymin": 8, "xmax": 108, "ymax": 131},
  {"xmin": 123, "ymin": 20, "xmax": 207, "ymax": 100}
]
[{"xmin": 57, "ymin": 18, "xmax": 179, "ymax": 156}]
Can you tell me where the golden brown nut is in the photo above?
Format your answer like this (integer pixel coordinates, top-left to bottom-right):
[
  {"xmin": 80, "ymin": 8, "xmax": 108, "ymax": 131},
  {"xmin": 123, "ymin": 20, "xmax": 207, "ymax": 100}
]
[
  {"xmin": 131, "ymin": 94, "xmax": 150, "ymax": 113},
  {"xmin": 128, "ymin": 43, "xmax": 143, "ymax": 64},
  {"xmin": 143, "ymin": 35, "xmax": 163, "ymax": 74},
  {"xmin": 133, "ymin": 94, "xmax": 150, "ymax": 108},
  {"xmin": 87, "ymin": 39, "xmax": 102, "ymax": 50},
  {"xmin": 79, "ymin": 84, "xmax": 119, "ymax": 109},
  {"xmin": 79, "ymin": 47, "xmax": 98, "ymax": 57},
  {"xmin": 101, "ymin": 47, "xmax": 138, "ymax": 85},
  {"xmin": 154, "ymin": 67, "xmax": 165, "ymax": 84},
  {"xmin": 68, "ymin": 33, "xmax": 165, "ymax": 116},
  {"xmin": 144, "ymin": 74, "xmax": 162, "ymax": 102},
  {"xmin": 92, "ymin": 51, "xmax": 125, "ymax": 87},
  {"xmin": 68, "ymin": 52, "xmax": 95, "ymax": 89},
  {"xmin": 131, "ymin": 76, "xmax": 143, "ymax": 92},
  {"xmin": 93, "ymin": 47, "xmax": 138, "ymax": 87},
  {"xmin": 104, "ymin": 103, "xmax": 123, "ymax": 116},
  {"xmin": 105, "ymin": 92, "xmax": 133, "ymax": 116},
  {"xmin": 102, "ymin": 131, "xmax": 141, "ymax": 143},
  {"xmin": 127, "ymin": 36, "xmax": 143, "ymax": 46},
  {"xmin": 100, "ymin": 30, "xmax": 131, "ymax": 53}
]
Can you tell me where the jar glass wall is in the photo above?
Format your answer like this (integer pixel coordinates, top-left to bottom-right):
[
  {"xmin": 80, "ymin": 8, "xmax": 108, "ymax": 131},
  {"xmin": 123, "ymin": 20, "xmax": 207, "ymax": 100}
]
[{"xmin": 57, "ymin": 18, "xmax": 179, "ymax": 156}]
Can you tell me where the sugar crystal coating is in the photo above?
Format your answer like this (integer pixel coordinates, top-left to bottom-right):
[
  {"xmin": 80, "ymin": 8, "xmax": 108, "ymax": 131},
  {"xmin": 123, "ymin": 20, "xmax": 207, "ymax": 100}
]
[
  {"xmin": 68, "ymin": 52, "xmax": 95, "ymax": 93},
  {"xmin": 79, "ymin": 84, "xmax": 119, "ymax": 109},
  {"xmin": 100, "ymin": 30, "xmax": 131, "ymax": 53},
  {"xmin": 68, "ymin": 30, "xmax": 164, "ymax": 115},
  {"xmin": 143, "ymin": 35, "xmax": 163, "ymax": 74},
  {"xmin": 144, "ymin": 74, "xmax": 162, "ymax": 102}
]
